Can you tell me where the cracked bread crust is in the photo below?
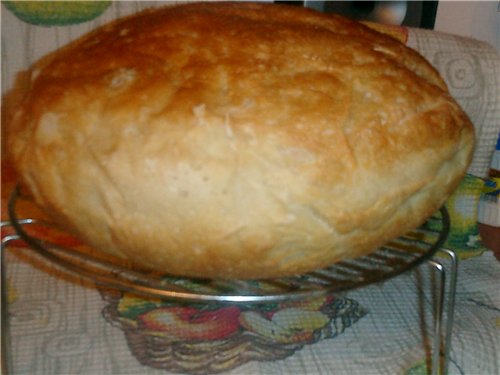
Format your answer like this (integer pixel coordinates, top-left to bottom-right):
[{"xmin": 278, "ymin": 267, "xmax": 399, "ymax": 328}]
[{"xmin": 7, "ymin": 2, "xmax": 474, "ymax": 279}]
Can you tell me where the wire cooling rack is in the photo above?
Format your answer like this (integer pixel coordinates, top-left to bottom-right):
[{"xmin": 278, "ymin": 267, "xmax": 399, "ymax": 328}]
[
  {"xmin": 1, "ymin": 186, "xmax": 457, "ymax": 375},
  {"xmin": 2, "ymin": 186, "xmax": 450, "ymax": 302}
]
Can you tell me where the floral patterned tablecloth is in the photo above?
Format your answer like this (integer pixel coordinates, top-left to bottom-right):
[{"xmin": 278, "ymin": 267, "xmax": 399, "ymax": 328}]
[{"xmin": 3, "ymin": 234, "xmax": 499, "ymax": 375}]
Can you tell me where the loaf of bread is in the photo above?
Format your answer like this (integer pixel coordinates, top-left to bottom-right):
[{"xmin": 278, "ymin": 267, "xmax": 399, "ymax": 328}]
[{"xmin": 6, "ymin": 2, "xmax": 474, "ymax": 279}]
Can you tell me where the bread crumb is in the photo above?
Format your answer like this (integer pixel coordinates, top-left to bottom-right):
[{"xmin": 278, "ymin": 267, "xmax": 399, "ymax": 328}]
[
  {"xmin": 224, "ymin": 114, "xmax": 234, "ymax": 138},
  {"xmin": 36, "ymin": 112, "xmax": 61, "ymax": 145},
  {"xmin": 109, "ymin": 68, "xmax": 136, "ymax": 89},
  {"xmin": 192, "ymin": 103, "xmax": 206, "ymax": 124}
]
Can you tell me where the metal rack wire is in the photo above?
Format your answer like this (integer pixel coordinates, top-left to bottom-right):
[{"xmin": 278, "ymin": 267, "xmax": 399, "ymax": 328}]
[{"xmin": 1, "ymin": 187, "xmax": 458, "ymax": 375}]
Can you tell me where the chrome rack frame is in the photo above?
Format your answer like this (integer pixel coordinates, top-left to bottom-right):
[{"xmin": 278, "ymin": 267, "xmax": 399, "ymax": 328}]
[{"xmin": 1, "ymin": 187, "xmax": 457, "ymax": 375}]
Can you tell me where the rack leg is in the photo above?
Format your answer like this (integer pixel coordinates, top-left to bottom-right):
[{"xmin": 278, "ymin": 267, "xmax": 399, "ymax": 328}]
[
  {"xmin": 437, "ymin": 248, "xmax": 458, "ymax": 375},
  {"xmin": 1, "ymin": 236, "xmax": 19, "ymax": 375},
  {"xmin": 427, "ymin": 247, "xmax": 458, "ymax": 375},
  {"xmin": 427, "ymin": 259, "xmax": 445, "ymax": 375}
]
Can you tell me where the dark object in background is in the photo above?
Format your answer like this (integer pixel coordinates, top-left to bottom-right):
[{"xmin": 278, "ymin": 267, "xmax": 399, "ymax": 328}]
[{"xmin": 277, "ymin": 1, "xmax": 438, "ymax": 29}]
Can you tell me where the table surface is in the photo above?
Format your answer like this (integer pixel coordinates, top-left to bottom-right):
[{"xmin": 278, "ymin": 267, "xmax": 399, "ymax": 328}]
[{"xmin": 2, "ymin": 237, "xmax": 499, "ymax": 375}]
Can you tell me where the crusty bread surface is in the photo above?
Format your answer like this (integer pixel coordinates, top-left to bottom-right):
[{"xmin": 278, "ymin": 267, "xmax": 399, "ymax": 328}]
[{"xmin": 6, "ymin": 2, "xmax": 474, "ymax": 279}]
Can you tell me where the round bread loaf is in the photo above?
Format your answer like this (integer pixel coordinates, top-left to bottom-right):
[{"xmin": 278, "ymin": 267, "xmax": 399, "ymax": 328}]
[{"xmin": 6, "ymin": 2, "xmax": 474, "ymax": 279}]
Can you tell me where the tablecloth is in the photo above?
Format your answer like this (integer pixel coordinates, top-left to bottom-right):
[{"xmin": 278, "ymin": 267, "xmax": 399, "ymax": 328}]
[{"xmin": 2, "ymin": 238, "xmax": 499, "ymax": 375}]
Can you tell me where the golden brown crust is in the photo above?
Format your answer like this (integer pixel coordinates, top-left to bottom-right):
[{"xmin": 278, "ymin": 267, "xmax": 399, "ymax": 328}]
[{"xmin": 6, "ymin": 2, "xmax": 474, "ymax": 279}]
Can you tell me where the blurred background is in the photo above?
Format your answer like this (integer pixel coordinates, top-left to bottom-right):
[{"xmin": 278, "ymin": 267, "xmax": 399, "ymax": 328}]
[{"xmin": 278, "ymin": 1, "xmax": 500, "ymax": 51}]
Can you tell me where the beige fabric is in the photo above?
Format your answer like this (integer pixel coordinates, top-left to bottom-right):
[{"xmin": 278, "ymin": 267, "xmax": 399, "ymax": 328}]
[
  {"xmin": 408, "ymin": 28, "xmax": 500, "ymax": 179},
  {"xmin": 4, "ymin": 244, "xmax": 500, "ymax": 375}
]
